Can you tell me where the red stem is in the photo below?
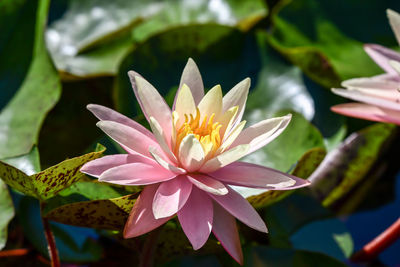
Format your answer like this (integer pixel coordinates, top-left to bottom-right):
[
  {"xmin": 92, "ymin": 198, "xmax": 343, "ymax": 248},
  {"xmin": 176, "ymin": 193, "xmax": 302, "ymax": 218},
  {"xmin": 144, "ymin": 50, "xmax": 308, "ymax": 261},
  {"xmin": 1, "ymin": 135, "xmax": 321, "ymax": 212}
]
[
  {"xmin": 351, "ymin": 217, "xmax": 400, "ymax": 262},
  {"xmin": 0, "ymin": 248, "xmax": 31, "ymax": 257},
  {"xmin": 40, "ymin": 203, "xmax": 60, "ymax": 267}
]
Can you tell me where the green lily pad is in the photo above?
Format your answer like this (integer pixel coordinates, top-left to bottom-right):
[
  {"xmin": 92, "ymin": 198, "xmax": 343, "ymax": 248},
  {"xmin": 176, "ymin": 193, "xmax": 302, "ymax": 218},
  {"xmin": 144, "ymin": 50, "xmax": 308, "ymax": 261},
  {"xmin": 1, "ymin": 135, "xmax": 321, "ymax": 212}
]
[
  {"xmin": 47, "ymin": 0, "xmax": 267, "ymax": 78},
  {"xmin": 0, "ymin": 179, "xmax": 14, "ymax": 250},
  {"xmin": 0, "ymin": 145, "xmax": 105, "ymax": 201},
  {"xmin": 0, "ymin": 0, "xmax": 61, "ymax": 159},
  {"xmin": 44, "ymin": 193, "xmax": 137, "ymax": 230},
  {"xmin": 308, "ymin": 123, "xmax": 396, "ymax": 207},
  {"xmin": 266, "ymin": 0, "xmax": 396, "ymax": 88}
]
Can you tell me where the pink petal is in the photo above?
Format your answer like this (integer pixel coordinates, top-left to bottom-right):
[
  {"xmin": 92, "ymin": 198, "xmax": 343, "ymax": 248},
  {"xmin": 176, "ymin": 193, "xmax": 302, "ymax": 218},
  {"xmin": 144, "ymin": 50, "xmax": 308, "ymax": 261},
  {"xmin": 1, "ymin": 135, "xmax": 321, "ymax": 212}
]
[
  {"xmin": 187, "ymin": 174, "xmax": 228, "ymax": 195},
  {"xmin": 80, "ymin": 154, "xmax": 154, "ymax": 178},
  {"xmin": 342, "ymin": 76, "xmax": 400, "ymax": 90},
  {"xmin": 128, "ymin": 71, "xmax": 173, "ymax": 147},
  {"xmin": 199, "ymin": 144, "xmax": 250, "ymax": 173},
  {"xmin": 148, "ymin": 147, "xmax": 186, "ymax": 175},
  {"xmin": 99, "ymin": 162, "xmax": 177, "ymax": 185},
  {"xmin": 209, "ymin": 162, "xmax": 310, "ymax": 189},
  {"xmin": 212, "ymin": 202, "xmax": 243, "ymax": 265},
  {"xmin": 230, "ymin": 115, "xmax": 291, "ymax": 155},
  {"xmin": 364, "ymin": 44, "xmax": 400, "ymax": 74},
  {"xmin": 208, "ymin": 185, "xmax": 267, "ymax": 233},
  {"xmin": 97, "ymin": 120, "xmax": 159, "ymax": 157},
  {"xmin": 221, "ymin": 78, "xmax": 250, "ymax": 125},
  {"xmin": 331, "ymin": 88, "xmax": 400, "ymax": 111},
  {"xmin": 152, "ymin": 176, "xmax": 193, "ymax": 219},
  {"xmin": 173, "ymin": 58, "xmax": 204, "ymax": 109},
  {"xmin": 124, "ymin": 184, "xmax": 172, "ymax": 238},
  {"xmin": 331, "ymin": 103, "xmax": 400, "ymax": 125},
  {"xmin": 86, "ymin": 104, "xmax": 156, "ymax": 141},
  {"xmin": 177, "ymin": 188, "xmax": 213, "ymax": 250}
]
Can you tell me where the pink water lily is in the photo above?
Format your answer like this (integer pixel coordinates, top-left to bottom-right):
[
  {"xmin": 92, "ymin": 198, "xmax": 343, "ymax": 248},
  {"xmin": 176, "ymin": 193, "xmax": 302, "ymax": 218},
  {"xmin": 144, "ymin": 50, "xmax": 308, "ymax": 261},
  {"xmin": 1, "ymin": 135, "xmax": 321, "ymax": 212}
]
[
  {"xmin": 81, "ymin": 58, "xmax": 310, "ymax": 264},
  {"xmin": 331, "ymin": 9, "xmax": 400, "ymax": 125}
]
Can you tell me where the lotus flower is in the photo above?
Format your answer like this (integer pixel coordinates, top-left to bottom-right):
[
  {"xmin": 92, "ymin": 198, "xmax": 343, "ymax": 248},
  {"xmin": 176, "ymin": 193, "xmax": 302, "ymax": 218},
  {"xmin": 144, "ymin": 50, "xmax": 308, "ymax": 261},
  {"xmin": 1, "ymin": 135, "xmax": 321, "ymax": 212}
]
[
  {"xmin": 81, "ymin": 58, "xmax": 310, "ymax": 264},
  {"xmin": 331, "ymin": 9, "xmax": 400, "ymax": 125}
]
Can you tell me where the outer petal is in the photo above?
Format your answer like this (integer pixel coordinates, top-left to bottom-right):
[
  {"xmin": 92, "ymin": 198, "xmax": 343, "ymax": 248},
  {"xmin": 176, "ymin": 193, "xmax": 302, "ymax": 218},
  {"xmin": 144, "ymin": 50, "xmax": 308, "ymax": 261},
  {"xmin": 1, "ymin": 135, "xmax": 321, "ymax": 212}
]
[
  {"xmin": 178, "ymin": 134, "xmax": 205, "ymax": 172},
  {"xmin": 174, "ymin": 58, "xmax": 204, "ymax": 109},
  {"xmin": 152, "ymin": 176, "xmax": 193, "ymax": 219},
  {"xmin": 332, "ymin": 88, "xmax": 400, "ymax": 111},
  {"xmin": 97, "ymin": 120, "xmax": 159, "ymax": 157},
  {"xmin": 199, "ymin": 144, "xmax": 250, "ymax": 173},
  {"xmin": 177, "ymin": 188, "xmax": 213, "ymax": 250},
  {"xmin": 197, "ymin": 85, "xmax": 223, "ymax": 119},
  {"xmin": 331, "ymin": 102, "xmax": 400, "ymax": 125},
  {"xmin": 221, "ymin": 78, "xmax": 250, "ymax": 124},
  {"xmin": 230, "ymin": 115, "xmax": 291, "ymax": 155},
  {"xmin": 81, "ymin": 154, "xmax": 154, "ymax": 178},
  {"xmin": 364, "ymin": 44, "xmax": 400, "ymax": 74},
  {"xmin": 208, "ymin": 185, "xmax": 267, "ymax": 233},
  {"xmin": 342, "ymin": 76, "xmax": 400, "ymax": 90},
  {"xmin": 209, "ymin": 162, "xmax": 310, "ymax": 190},
  {"xmin": 128, "ymin": 72, "xmax": 173, "ymax": 145},
  {"xmin": 124, "ymin": 184, "xmax": 171, "ymax": 238},
  {"xmin": 187, "ymin": 174, "xmax": 228, "ymax": 195},
  {"xmin": 388, "ymin": 9, "xmax": 400, "ymax": 46},
  {"xmin": 99, "ymin": 162, "xmax": 177, "ymax": 185},
  {"xmin": 212, "ymin": 202, "xmax": 243, "ymax": 265},
  {"xmin": 87, "ymin": 104, "xmax": 155, "ymax": 141}
]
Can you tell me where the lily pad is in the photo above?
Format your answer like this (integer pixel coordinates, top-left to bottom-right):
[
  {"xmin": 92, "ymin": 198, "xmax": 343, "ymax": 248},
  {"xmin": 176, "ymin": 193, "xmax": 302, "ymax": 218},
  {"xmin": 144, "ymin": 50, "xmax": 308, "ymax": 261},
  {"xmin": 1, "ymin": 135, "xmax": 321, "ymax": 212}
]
[
  {"xmin": 44, "ymin": 194, "xmax": 137, "ymax": 230},
  {"xmin": 266, "ymin": 0, "xmax": 397, "ymax": 88},
  {"xmin": 0, "ymin": 180, "xmax": 14, "ymax": 250},
  {"xmin": 46, "ymin": 0, "xmax": 267, "ymax": 78},
  {"xmin": 0, "ymin": 0, "xmax": 61, "ymax": 159},
  {"xmin": 0, "ymin": 145, "xmax": 105, "ymax": 201}
]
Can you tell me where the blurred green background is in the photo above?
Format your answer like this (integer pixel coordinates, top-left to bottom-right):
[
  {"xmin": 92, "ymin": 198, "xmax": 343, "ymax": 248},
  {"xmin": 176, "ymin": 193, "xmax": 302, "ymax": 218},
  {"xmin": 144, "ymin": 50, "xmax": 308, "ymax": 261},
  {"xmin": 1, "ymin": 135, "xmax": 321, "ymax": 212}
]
[{"xmin": 0, "ymin": 0, "xmax": 399, "ymax": 266}]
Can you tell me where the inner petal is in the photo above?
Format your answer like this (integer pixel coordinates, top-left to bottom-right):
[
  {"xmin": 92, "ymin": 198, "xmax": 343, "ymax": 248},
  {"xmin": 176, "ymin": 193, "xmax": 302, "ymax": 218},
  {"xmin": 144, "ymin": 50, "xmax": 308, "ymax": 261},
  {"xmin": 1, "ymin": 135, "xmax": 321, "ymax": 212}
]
[{"xmin": 175, "ymin": 108, "xmax": 222, "ymax": 160}]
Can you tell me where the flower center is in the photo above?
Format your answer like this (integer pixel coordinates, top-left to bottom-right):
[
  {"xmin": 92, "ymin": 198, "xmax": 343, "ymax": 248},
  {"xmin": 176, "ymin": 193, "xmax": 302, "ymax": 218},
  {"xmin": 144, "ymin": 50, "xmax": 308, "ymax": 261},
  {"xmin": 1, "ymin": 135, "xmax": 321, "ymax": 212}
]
[{"xmin": 174, "ymin": 108, "xmax": 222, "ymax": 158}]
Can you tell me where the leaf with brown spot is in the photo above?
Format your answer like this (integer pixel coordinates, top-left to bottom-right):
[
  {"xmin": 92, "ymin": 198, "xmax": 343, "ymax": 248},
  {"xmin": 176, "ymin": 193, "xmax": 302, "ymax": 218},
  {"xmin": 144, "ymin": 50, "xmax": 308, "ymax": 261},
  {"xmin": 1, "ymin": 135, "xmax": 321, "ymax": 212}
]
[
  {"xmin": 0, "ymin": 144, "xmax": 106, "ymax": 201},
  {"xmin": 0, "ymin": 179, "xmax": 15, "ymax": 250},
  {"xmin": 43, "ymin": 194, "xmax": 137, "ymax": 230}
]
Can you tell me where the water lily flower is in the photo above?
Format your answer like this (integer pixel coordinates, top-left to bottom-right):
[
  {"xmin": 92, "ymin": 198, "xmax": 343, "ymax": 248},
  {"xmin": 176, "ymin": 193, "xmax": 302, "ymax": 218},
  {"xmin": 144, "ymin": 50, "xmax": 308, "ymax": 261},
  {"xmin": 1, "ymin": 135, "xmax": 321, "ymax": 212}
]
[
  {"xmin": 81, "ymin": 58, "xmax": 310, "ymax": 264},
  {"xmin": 331, "ymin": 9, "xmax": 400, "ymax": 125}
]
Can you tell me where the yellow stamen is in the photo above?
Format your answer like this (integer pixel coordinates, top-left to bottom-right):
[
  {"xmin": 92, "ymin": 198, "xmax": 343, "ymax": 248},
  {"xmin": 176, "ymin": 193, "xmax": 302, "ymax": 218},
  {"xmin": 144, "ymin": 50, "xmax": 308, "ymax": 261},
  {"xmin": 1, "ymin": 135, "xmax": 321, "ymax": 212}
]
[{"xmin": 175, "ymin": 108, "xmax": 222, "ymax": 158}]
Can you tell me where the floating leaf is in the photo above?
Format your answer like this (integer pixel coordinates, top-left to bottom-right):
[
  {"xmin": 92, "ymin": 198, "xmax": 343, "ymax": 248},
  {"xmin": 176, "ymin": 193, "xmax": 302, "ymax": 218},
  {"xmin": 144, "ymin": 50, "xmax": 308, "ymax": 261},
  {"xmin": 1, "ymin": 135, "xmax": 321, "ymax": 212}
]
[
  {"xmin": 266, "ymin": 0, "xmax": 400, "ymax": 88},
  {"xmin": 308, "ymin": 123, "xmax": 396, "ymax": 207},
  {"xmin": 47, "ymin": 0, "xmax": 267, "ymax": 78},
  {"xmin": 0, "ymin": 180, "xmax": 14, "ymax": 250},
  {"xmin": 0, "ymin": 146, "xmax": 105, "ymax": 201},
  {"xmin": 44, "ymin": 194, "xmax": 137, "ymax": 230},
  {"xmin": 0, "ymin": 0, "xmax": 61, "ymax": 159}
]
